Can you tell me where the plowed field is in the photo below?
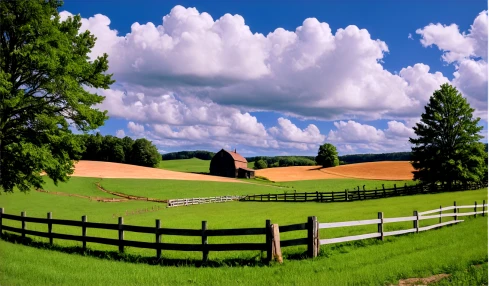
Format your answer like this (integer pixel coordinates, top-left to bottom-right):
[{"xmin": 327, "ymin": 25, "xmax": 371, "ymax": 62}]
[{"xmin": 255, "ymin": 161, "xmax": 415, "ymax": 182}]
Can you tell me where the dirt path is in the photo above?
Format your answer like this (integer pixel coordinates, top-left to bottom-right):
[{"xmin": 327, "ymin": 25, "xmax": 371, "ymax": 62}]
[{"xmin": 255, "ymin": 161, "xmax": 415, "ymax": 182}]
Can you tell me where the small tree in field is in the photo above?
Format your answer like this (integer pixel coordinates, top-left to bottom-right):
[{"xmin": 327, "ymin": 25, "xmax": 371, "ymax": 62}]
[
  {"xmin": 0, "ymin": 0, "xmax": 114, "ymax": 192},
  {"xmin": 254, "ymin": 159, "xmax": 268, "ymax": 169},
  {"xmin": 409, "ymin": 83, "xmax": 487, "ymax": 188},
  {"xmin": 315, "ymin": 143, "xmax": 340, "ymax": 168}
]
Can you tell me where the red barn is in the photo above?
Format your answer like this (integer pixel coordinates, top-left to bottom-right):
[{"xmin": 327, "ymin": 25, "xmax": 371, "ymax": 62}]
[{"xmin": 210, "ymin": 149, "xmax": 255, "ymax": 178}]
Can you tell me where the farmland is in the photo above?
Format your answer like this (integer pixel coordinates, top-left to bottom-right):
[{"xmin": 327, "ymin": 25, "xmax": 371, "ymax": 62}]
[{"xmin": 0, "ymin": 160, "xmax": 488, "ymax": 285}]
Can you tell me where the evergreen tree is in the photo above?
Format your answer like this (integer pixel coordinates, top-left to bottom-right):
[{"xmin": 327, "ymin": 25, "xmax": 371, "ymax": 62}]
[{"xmin": 409, "ymin": 83, "xmax": 487, "ymax": 188}]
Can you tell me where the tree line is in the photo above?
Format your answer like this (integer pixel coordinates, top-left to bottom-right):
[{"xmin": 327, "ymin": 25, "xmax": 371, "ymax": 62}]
[
  {"xmin": 162, "ymin": 150, "xmax": 215, "ymax": 160},
  {"xmin": 77, "ymin": 133, "xmax": 162, "ymax": 168}
]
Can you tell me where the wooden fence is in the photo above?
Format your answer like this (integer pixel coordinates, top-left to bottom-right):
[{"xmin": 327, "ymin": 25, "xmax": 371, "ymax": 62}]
[
  {"xmin": 241, "ymin": 182, "xmax": 487, "ymax": 203},
  {"xmin": 0, "ymin": 200, "xmax": 487, "ymax": 263},
  {"xmin": 167, "ymin": 196, "xmax": 244, "ymax": 207}
]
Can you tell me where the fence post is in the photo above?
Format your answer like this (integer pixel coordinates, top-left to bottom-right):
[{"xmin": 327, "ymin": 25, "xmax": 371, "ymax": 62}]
[
  {"xmin": 316, "ymin": 191, "xmax": 319, "ymax": 201},
  {"xmin": 202, "ymin": 221, "xmax": 208, "ymax": 262},
  {"xmin": 482, "ymin": 200, "xmax": 485, "ymax": 217},
  {"xmin": 363, "ymin": 185, "xmax": 366, "ymax": 200},
  {"xmin": 271, "ymin": 224, "xmax": 283, "ymax": 263},
  {"xmin": 266, "ymin": 219, "xmax": 272, "ymax": 262},
  {"xmin": 474, "ymin": 201, "xmax": 477, "ymax": 218},
  {"xmin": 394, "ymin": 184, "xmax": 397, "ymax": 196},
  {"xmin": 413, "ymin": 211, "xmax": 419, "ymax": 233},
  {"xmin": 378, "ymin": 212, "xmax": 384, "ymax": 241},
  {"xmin": 156, "ymin": 219, "xmax": 162, "ymax": 260},
  {"xmin": 357, "ymin": 186, "xmax": 361, "ymax": 200},
  {"xmin": 345, "ymin": 190, "xmax": 348, "ymax": 201},
  {"xmin": 404, "ymin": 183, "xmax": 407, "ymax": 194},
  {"xmin": 21, "ymin": 211, "xmax": 26, "ymax": 239},
  {"xmin": 439, "ymin": 206, "xmax": 442, "ymax": 224},
  {"xmin": 382, "ymin": 184, "xmax": 386, "ymax": 197},
  {"xmin": 307, "ymin": 216, "xmax": 319, "ymax": 258},
  {"xmin": 0, "ymin": 208, "xmax": 3, "ymax": 238},
  {"xmin": 331, "ymin": 191, "xmax": 334, "ymax": 202},
  {"xmin": 118, "ymin": 217, "xmax": 124, "ymax": 253},
  {"xmin": 453, "ymin": 201, "xmax": 457, "ymax": 221},
  {"xmin": 82, "ymin": 215, "xmax": 87, "ymax": 252}
]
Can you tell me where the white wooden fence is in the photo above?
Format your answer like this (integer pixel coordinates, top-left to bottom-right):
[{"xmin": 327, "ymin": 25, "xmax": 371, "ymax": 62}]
[
  {"xmin": 316, "ymin": 200, "xmax": 488, "ymax": 248},
  {"xmin": 167, "ymin": 195, "xmax": 244, "ymax": 207}
]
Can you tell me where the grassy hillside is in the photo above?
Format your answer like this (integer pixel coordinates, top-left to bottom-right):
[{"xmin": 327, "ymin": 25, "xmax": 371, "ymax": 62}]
[
  {"xmin": 0, "ymin": 176, "xmax": 488, "ymax": 285},
  {"xmin": 159, "ymin": 158, "xmax": 211, "ymax": 173},
  {"xmin": 160, "ymin": 158, "xmax": 256, "ymax": 174}
]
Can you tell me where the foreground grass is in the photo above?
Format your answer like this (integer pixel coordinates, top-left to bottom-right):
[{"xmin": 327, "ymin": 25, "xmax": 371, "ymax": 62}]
[
  {"xmin": 0, "ymin": 180, "xmax": 488, "ymax": 261},
  {"xmin": 0, "ymin": 216, "xmax": 487, "ymax": 286}
]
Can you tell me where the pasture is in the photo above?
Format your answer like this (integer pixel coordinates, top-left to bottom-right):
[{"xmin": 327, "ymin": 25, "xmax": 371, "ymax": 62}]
[{"xmin": 0, "ymin": 160, "xmax": 488, "ymax": 285}]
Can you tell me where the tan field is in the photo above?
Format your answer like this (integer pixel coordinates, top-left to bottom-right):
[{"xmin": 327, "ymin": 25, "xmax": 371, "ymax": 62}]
[
  {"xmin": 256, "ymin": 161, "xmax": 415, "ymax": 182},
  {"xmin": 71, "ymin": 160, "xmax": 242, "ymax": 183}
]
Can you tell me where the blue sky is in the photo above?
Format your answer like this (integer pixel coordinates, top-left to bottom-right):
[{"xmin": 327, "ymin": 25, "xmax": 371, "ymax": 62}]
[{"xmin": 61, "ymin": 0, "xmax": 489, "ymax": 156}]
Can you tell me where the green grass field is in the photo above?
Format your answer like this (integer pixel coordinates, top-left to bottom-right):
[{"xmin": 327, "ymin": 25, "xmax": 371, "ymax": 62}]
[
  {"xmin": 0, "ymin": 176, "xmax": 488, "ymax": 285},
  {"xmin": 160, "ymin": 158, "xmax": 256, "ymax": 174},
  {"xmin": 159, "ymin": 158, "xmax": 211, "ymax": 173}
]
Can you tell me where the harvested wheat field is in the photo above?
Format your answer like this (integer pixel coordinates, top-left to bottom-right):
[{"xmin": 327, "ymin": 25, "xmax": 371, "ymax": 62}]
[
  {"xmin": 256, "ymin": 161, "xmax": 415, "ymax": 182},
  {"xmin": 71, "ymin": 161, "xmax": 242, "ymax": 183}
]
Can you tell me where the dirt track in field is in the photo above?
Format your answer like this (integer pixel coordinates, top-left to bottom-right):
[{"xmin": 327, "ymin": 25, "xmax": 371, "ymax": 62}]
[
  {"xmin": 255, "ymin": 161, "xmax": 415, "ymax": 182},
  {"xmin": 71, "ymin": 161, "xmax": 243, "ymax": 183}
]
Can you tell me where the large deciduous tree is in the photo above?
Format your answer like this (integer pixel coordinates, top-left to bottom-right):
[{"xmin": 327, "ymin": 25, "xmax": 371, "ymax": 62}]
[
  {"xmin": 0, "ymin": 0, "xmax": 113, "ymax": 192},
  {"xmin": 315, "ymin": 143, "xmax": 340, "ymax": 168},
  {"xmin": 409, "ymin": 83, "xmax": 487, "ymax": 188}
]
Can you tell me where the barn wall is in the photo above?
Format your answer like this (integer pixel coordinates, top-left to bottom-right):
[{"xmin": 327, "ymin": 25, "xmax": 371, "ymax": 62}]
[{"xmin": 210, "ymin": 150, "xmax": 237, "ymax": 178}]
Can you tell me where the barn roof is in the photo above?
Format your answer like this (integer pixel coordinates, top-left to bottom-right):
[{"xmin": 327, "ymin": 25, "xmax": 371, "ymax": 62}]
[{"xmin": 223, "ymin": 149, "xmax": 247, "ymax": 163}]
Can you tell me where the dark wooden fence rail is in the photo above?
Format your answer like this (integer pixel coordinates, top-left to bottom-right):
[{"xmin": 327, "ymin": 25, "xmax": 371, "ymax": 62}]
[
  {"xmin": 241, "ymin": 182, "xmax": 487, "ymax": 203},
  {"xmin": 0, "ymin": 200, "xmax": 488, "ymax": 263},
  {"xmin": 0, "ymin": 207, "xmax": 307, "ymax": 262}
]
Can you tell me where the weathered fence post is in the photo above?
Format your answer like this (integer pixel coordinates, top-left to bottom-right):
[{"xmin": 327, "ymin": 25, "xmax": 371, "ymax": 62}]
[
  {"xmin": 378, "ymin": 212, "xmax": 384, "ymax": 241},
  {"xmin": 156, "ymin": 219, "xmax": 162, "ymax": 260},
  {"xmin": 382, "ymin": 184, "xmax": 386, "ymax": 197},
  {"xmin": 345, "ymin": 190, "xmax": 348, "ymax": 201},
  {"xmin": 202, "ymin": 221, "xmax": 208, "ymax": 262},
  {"xmin": 21, "ymin": 211, "xmax": 26, "ymax": 239},
  {"xmin": 453, "ymin": 201, "xmax": 457, "ymax": 221},
  {"xmin": 307, "ymin": 216, "xmax": 319, "ymax": 258},
  {"xmin": 271, "ymin": 224, "xmax": 283, "ymax": 263},
  {"xmin": 413, "ymin": 211, "xmax": 419, "ymax": 233},
  {"xmin": 394, "ymin": 184, "xmax": 397, "ymax": 196},
  {"xmin": 118, "ymin": 217, "xmax": 124, "ymax": 253},
  {"xmin": 266, "ymin": 219, "xmax": 273, "ymax": 262},
  {"xmin": 482, "ymin": 200, "xmax": 485, "ymax": 217},
  {"xmin": 320, "ymin": 193, "xmax": 323, "ymax": 202},
  {"xmin": 82, "ymin": 215, "xmax": 87, "ymax": 252},
  {"xmin": 474, "ymin": 201, "xmax": 477, "ymax": 218},
  {"xmin": 0, "ymin": 208, "xmax": 3, "ymax": 238}
]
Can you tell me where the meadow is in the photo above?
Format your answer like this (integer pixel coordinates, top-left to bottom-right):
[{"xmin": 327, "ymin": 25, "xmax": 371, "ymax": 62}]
[
  {"xmin": 0, "ymin": 161, "xmax": 488, "ymax": 285},
  {"xmin": 159, "ymin": 158, "xmax": 255, "ymax": 173}
]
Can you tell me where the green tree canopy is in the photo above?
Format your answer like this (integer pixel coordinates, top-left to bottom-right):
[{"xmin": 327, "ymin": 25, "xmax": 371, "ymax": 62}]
[
  {"xmin": 129, "ymin": 138, "xmax": 162, "ymax": 168},
  {"xmin": 0, "ymin": 0, "xmax": 113, "ymax": 192},
  {"xmin": 315, "ymin": 143, "xmax": 340, "ymax": 168},
  {"xmin": 409, "ymin": 83, "xmax": 487, "ymax": 187},
  {"xmin": 253, "ymin": 159, "xmax": 268, "ymax": 169}
]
